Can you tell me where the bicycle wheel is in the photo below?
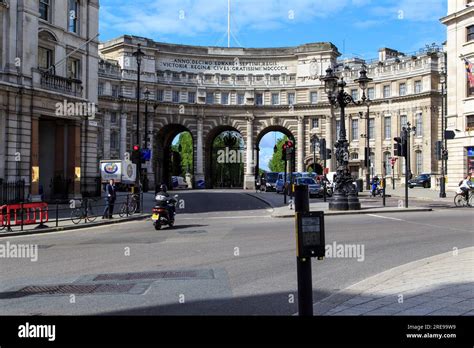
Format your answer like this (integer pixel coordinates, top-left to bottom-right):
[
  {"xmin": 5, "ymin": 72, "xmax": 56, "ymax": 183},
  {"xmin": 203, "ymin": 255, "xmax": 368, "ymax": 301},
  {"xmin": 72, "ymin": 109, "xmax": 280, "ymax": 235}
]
[
  {"xmin": 129, "ymin": 200, "xmax": 138, "ymax": 215},
  {"xmin": 86, "ymin": 201, "xmax": 97, "ymax": 223},
  {"xmin": 469, "ymin": 193, "xmax": 474, "ymax": 207},
  {"xmin": 119, "ymin": 203, "xmax": 128, "ymax": 218},
  {"xmin": 454, "ymin": 194, "xmax": 466, "ymax": 207},
  {"xmin": 71, "ymin": 208, "xmax": 83, "ymax": 224}
]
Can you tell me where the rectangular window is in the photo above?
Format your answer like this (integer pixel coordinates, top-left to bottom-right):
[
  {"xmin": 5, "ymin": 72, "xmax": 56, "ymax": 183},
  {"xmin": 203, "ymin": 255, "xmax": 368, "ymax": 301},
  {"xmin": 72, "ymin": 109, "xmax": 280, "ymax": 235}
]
[
  {"xmin": 221, "ymin": 92, "xmax": 229, "ymax": 105},
  {"xmin": 312, "ymin": 118, "xmax": 319, "ymax": 129},
  {"xmin": 206, "ymin": 92, "xmax": 214, "ymax": 104},
  {"xmin": 468, "ymin": 25, "xmax": 474, "ymax": 42},
  {"xmin": 67, "ymin": 58, "xmax": 80, "ymax": 79},
  {"xmin": 383, "ymin": 85, "xmax": 391, "ymax": 98},
  {"xmin": 399, "ymin": 83, "xmax": 406, "ymax": 96},
  {"xmin": 110, "ymin": 131, "xmax": 118, "ymax": 151},
  {"xmin": 172, "ymin": 73, "xmax": 180, "ymax": 81},
  {"xmin": 367, "ymin": 87, "xmax": 375, "ymax": 100},
  {"xmin": 68, "ymin": 0, "xmax": 79, "ymax": 33},
  {"xmin": 237, "ymin": 75, "xmax": 245, "ymax": 82},
  {"xmin": 156, "ymin": 90, "xmax": 164, "ymax": 102},
  {"xmin": 336, "ymin": 120, "xmax": 341, "ymax": 141},
  {"xmin": 414, "ymin": 80, "xmax": 422, "ymax": 94},
  {"xmin": 112, "ymin": 85, "xmax": 119, "ymax": 98},
  {"xmin": 310, "ymin": 91, "xmax": 318, "ymax": 104},
  {"xmin": 188, "ymin": 91, "xmax": 196, "ymax": 104},
  {"xmin": 416, "ymin": 152, "xmax": 423, "ymax": 175},
  {"xmin": 38, "ymin": 47, "xmax": 53, "ymax": 70},
  {"xmin": 468, "ymin": 80, "xmax": 474, "ymax": 97},
  {"xmin": 352, "ymin": 119, "xmax": 359, "ymax": 141},
  {"xmin": 351, "ymin": 89, "xmax": 358, "ymax": 101},
  {"xmin": 287, "ymin": 92, "xmax": 295, "ymax": 105},
  {"xmin": 237, "ymin": 93, "xmax": 245, "ymax": 105},
  {"xmin": 384, "ymin": 116, "xmax": 391, "ymax": 139},
  {"xmin": 416, "ymin": 113, "xmax": 423, "ymax": 136},
  {"xmin": 384, "ymin": 152, "xmax": 392, "ymax": 176},
  {"xmin": 256, "ymin": 93, "xmax": 263, "ymax": 106},
  {"xmin": 400, "ymin": 115, "xmax": 407, "ymax": 130},
  {"xmin": 369, "ymin": 118, "xmax": 375, "ymax": 140},
  {"xmin": 467, "ymin": 115, "xmax": 474, "ymax": 129},
  {"xmin": 98, "ymin": 83, "xmax": 104, "ymax": 96},
  {"xmin": 271, "ymin": 93, "xmax": 280, "ymax": 105},
  {"xmin": 172, "ymin": 90, "xmax": 180, "ymax": 103},
  {"xmin": 110, "ymin": 112, "xmax": 117, "ymax": 124},
  {"xmin": 39, "ymin": 0, "xmax": 51, "ymax": 21}
]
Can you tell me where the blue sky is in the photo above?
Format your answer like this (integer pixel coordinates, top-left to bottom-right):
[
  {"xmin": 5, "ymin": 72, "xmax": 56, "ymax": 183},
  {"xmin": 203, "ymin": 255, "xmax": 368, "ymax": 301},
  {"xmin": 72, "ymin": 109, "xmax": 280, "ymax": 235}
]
[{"xmin": 100, "ymin": 0, "xmax": 447, "ymax": 59}]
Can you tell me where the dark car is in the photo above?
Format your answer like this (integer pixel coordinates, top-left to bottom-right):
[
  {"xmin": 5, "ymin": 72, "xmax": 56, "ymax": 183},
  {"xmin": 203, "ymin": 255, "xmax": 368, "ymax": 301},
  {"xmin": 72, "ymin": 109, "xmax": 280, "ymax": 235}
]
[
  {"xmin": 408, "ymin": 174, "xmax": 431, "ymax": 188},
  {"xmin": 260, "ymin": 172, "xmax": 279, "ymax": 192}
]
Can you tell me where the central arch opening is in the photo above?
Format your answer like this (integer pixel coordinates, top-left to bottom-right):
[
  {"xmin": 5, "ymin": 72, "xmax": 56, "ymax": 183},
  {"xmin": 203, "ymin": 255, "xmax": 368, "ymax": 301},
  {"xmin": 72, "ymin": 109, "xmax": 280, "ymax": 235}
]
[{"xmin": 206, "ymin": 126, "xmax": 244, "ymax": 189}]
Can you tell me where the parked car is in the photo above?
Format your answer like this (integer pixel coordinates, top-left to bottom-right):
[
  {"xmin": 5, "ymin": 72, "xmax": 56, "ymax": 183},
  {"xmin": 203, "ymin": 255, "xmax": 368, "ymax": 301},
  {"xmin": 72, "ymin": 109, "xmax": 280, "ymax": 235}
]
[
  {"xmin": 408, "ymin": 174, "xmax": 431, "ymax": 188},
  {"xmin": 296, "ymin": 177, "xmax": 323, "ymax": 198},
  {"xmin": 260, "ymin": 172, "xmax": 279, "ymax": 192},
  {"xmin": 172, "ymin": 176, "xmax": 188, "ymax": 189}
]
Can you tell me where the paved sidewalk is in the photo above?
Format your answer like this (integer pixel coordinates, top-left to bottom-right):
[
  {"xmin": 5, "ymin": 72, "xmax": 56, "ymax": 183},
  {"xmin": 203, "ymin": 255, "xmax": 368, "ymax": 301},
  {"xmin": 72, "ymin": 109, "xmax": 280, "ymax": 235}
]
[
  {"xmin": 384, "ymin": 185, "xmax": 456, "ymax": 201},
  {"xmin": 270, "ymin": 202, "xmax": 431, "ymax": 218},
  {"xmin": 314, "ymin": 247, "xmax": 474, "ymax": 316}
]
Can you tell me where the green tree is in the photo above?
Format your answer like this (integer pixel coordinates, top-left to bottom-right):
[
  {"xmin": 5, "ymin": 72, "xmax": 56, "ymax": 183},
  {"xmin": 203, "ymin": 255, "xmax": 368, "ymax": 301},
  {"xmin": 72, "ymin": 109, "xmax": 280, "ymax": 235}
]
[{"xmin": 268, "ymin": 136, "xmax": 288, "ymax": 172}]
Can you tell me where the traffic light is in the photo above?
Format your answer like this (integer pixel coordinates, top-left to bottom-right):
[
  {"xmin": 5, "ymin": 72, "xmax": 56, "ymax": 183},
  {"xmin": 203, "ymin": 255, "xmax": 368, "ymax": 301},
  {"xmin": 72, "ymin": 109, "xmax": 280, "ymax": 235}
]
[
  {"xmin": 131, "ymin": 145, "xmax": 140, "ymax": 164},
  {"xmin": 281, "ymin": 143, "xmax": 288, "ymax": 161},
  {"xmin": 319, "ymin": 139, "xmax": 326, "ymax": 158},
  {"xmin": 442, "ymin": 149, "xmax": 448, "ymax": 160},
  {"xmin": 435, "ymin": 141, "xmax": 443, "ymax": 161},
  {"xmin": 326, "ymin": 149, "xmax": 332, "ymax": 160},
  {"xmin": 394, "ymin": 137, "xmax": 402, "ymax": 157}
]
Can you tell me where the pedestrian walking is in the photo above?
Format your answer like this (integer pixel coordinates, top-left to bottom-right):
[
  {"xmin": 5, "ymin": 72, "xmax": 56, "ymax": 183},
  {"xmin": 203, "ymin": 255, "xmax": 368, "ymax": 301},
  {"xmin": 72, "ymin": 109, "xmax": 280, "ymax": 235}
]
[{"xmin": 103, "ymin": 179, "xmax": 117, "ymax": 219}]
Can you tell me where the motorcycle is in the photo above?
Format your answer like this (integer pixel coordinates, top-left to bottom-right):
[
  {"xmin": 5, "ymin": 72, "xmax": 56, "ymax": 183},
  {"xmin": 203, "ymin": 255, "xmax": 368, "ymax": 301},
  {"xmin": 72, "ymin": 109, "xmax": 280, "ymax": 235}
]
[{"xmin": 152, "ymin": 194, "xmax": 178, "ymax": 230}]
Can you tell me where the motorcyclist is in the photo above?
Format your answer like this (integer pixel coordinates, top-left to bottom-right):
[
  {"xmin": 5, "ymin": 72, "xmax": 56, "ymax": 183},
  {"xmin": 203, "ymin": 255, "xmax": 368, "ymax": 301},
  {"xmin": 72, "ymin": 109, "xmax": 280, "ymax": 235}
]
[
  {"xmin": 371, "ymin": 176, "xmax": 380, "ymax": 197},
  {"xmin": 155, "ymin": 184, "xmax": 177, "ymax": 221}
]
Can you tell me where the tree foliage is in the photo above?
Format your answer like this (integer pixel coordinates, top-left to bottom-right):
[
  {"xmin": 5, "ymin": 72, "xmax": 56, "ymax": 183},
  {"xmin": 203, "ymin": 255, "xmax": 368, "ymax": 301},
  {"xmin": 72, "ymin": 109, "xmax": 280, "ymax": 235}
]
[{"xmin": 268, "ymin": 136, "xmax": 288, "ymax": 172}]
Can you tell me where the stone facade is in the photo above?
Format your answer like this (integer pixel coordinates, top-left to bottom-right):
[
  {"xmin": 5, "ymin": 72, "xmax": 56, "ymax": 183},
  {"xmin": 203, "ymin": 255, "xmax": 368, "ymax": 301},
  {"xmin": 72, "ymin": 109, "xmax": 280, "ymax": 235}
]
[
  {"xmin": 98, "ymin": 35, "xmax": 444, "ymax": 190},
  {"xmin": 441, "ymin": 0, "xmax": 474, "ymax": 189},
  {"xmin": 0, "ymin": 0, "xmax": 99, "ymax": 199}
]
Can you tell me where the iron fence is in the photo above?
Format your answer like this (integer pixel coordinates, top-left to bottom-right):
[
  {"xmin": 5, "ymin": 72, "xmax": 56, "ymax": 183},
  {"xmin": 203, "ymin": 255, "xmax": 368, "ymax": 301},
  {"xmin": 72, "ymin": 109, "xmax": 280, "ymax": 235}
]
[{"xmin": 0, "ymin": 179, "xmax": 25, "ymax": 205}]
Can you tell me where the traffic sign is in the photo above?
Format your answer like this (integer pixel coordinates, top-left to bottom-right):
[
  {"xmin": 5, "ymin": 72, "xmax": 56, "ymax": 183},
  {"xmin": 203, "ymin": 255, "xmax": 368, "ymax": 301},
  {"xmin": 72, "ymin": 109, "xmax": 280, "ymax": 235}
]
[{"xmin": 445, "ymin": 130, "xmax": 456, "ymax": 140}]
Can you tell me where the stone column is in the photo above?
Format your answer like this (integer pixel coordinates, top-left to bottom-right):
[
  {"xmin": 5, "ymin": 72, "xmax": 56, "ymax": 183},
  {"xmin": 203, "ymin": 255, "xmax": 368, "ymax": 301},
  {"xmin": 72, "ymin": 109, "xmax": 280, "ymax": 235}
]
[
  {"xmin": 195, "ymin": 116, "xmax": 204, "ymax": 185},
  {"xmin": 297, "ymin": 115, "xmax": 305, "ymax": 172},
  {"xmin": 103, "ymin": 111, "xmax": 111, "ymax": 159},
  {"xmin": 120, "ymin": 112, "xmax": 127, "ymax": 159},
  {"xmin": 326, "ymin": 111, "xmax": 334, "ymax": 172},
  {"xmin": 244, "ymin": 114, "xmax": 255, "ymax": 190}
]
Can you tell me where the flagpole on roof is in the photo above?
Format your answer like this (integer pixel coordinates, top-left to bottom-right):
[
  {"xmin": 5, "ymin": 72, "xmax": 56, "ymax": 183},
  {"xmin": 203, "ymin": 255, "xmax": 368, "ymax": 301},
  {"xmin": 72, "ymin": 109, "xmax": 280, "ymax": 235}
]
[{"xmin": 228, "ymin": 0, "xmax": 231, "ymax": 48}]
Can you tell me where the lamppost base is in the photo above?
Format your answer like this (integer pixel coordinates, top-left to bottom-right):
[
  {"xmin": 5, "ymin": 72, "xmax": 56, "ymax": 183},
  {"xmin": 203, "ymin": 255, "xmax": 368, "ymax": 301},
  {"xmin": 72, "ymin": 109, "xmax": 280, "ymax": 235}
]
[
  {"xmin": 347, "ymin": 192, "xmax": 361, "ymax": 210},
  {"xmin": 329, "ymin": 191, "xmax": 349, "ymax": 211}
]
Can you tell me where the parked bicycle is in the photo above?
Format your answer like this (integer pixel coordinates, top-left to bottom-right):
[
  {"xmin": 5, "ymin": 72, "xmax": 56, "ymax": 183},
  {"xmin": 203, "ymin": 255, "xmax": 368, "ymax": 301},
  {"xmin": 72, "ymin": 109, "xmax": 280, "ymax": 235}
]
[
  {"xmin": 454, "ymin": 189, "xmax": 473, "ymax": 207},
  {"xmin": 119, "ymin": 194, "xmax": 139, "ymax": 217},
  {"xmin": 71, "ymin": 197, "xmax": 98, "ymax": 224}
]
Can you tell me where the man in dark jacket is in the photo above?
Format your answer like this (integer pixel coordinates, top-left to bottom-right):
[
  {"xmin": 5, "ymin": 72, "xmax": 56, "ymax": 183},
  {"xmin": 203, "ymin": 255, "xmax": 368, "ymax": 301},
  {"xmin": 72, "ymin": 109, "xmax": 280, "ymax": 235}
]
[{"xmin": 103, "ymin": 179, "xmax": 117, "ymax": 219}]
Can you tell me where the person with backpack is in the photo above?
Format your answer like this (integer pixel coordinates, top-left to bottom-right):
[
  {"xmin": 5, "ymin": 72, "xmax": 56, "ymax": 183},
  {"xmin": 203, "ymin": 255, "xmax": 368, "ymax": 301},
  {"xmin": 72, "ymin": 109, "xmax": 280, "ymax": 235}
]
[{"xmin": 103, "ymin": 179, "xmax": 117, "ymax": 219}]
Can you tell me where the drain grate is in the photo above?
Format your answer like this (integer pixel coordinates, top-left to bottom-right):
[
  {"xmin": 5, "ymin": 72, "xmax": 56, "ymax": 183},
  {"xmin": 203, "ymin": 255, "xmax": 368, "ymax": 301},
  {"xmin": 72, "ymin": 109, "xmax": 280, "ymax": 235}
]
[
  {"xmin": 1, "ymin": 283, "xmax": 136, "ymax": 299},
  {"xmin": 92, "ymin": 269, "xmax": 215, "ymax": 282}
]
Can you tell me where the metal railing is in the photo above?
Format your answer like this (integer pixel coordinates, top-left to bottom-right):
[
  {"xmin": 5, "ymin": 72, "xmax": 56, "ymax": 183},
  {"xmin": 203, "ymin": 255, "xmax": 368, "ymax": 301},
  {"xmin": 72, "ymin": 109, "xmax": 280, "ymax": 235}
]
[
  {"xmin": 0, "ymin": 179, "xmax": 25, "ymax": 205},
  {"xmin": 40, "ymin": 71, "xmax": 83, "ymax": 97}
]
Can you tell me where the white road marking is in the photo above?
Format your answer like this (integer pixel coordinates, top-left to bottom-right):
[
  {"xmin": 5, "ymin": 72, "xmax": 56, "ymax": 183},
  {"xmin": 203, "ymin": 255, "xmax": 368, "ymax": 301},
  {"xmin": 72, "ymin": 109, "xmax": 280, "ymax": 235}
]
[
  {"xmin": 366, "ymin": 214, "xmax": 405, "ymax": 221},
  {"xmin": 181, "ymin": 215, "xmax": 270, "ymax": 220}
]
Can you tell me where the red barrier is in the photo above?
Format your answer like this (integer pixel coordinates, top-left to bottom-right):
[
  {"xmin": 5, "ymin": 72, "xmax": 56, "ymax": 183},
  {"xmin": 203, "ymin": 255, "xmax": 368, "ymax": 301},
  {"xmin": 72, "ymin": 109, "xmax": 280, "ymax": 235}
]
[{"xmin": 0, "ymin": 202, "xmax": 48, "ymax": 227}]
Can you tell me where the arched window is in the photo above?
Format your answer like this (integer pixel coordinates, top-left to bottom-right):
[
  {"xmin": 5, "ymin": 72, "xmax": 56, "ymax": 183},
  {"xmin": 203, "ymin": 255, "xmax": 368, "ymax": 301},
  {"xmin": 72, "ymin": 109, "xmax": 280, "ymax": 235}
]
[{"xmin": 38, "ymin": 31, "xmax": 57, "ymax": 72}]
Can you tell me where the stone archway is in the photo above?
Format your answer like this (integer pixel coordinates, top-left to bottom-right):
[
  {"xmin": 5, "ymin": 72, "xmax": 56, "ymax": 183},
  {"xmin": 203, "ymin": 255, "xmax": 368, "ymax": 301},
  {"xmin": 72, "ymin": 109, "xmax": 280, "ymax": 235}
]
[{"xmin": 155, "ymin": 124, "xmax": 194, "ymax": 191}]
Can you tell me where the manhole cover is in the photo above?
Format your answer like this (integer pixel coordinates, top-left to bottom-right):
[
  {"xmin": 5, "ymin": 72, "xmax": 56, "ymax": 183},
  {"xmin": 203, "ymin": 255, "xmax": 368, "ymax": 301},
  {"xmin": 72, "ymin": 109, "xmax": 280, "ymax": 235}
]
[
  {"xmin": 92, "ymin": 269, "xmax": 215, "ymax": 282},
  {"xmin": 1, "ymin": 283, "xmax": 136, "ymax": 299}
]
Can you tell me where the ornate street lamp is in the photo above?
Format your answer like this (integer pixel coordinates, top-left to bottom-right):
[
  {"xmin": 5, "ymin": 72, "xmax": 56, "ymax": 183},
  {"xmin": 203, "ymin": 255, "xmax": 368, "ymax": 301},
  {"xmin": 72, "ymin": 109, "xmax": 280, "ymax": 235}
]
[
  {"xmin": 144, "ymin": 88, "xmax": 150, "ymax": 149},
  {"xmin": 439, "ymin": 67, "xmax": 447, "ymax": 198},
  {"xmin": 321, "ymin": 66, "xmax": 372, "ymax": 211}
]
